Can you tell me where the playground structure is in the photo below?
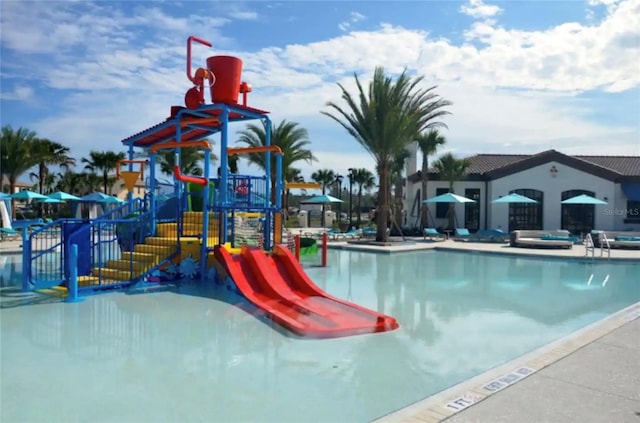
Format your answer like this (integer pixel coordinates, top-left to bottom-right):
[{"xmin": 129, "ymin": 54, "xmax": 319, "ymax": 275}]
[{"xmin": 21, "ymin": 36, "xmax": 398, "ymax": 338}]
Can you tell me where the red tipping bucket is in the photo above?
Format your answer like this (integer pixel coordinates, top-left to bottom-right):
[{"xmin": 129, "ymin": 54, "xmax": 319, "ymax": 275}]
[{"xmin": 206, "ymin": 55, "xmax": 243, "ymax": 104}]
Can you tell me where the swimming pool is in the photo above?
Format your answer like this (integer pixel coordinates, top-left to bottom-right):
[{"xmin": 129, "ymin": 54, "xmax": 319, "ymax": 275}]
[{"xmin": 1, "ymin": 250, "xmax": 638, "ymax": 422}]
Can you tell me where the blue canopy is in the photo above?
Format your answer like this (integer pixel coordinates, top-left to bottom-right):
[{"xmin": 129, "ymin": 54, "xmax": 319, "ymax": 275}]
[
  {"xmin": 300, "ymin": 194, "xmax": 344, "ymax": 204},
  {"xmin": 10, "ymin": 190, "xmax": 48, "ymax": 200},
  {"xmin": 48, "ymin": 191, "xmax": 81, "ymax": 201},
  {"xmin": 622, "ymin": 183, "xmax": 640, "ymax": 201},
  {"xmin": 492, "ymin": 193, "xmax": 538, "ymax": 204},
  {"xmin": 78, "ymin": 192, "xmax": 125, "ymax": 204},
  {"xmin": 423, "ymin": 193, "xmax": 476, "ymax": 203},
  {"xmin": 561, "ymin": 194, "xmax": 607, "ymax": 205}
]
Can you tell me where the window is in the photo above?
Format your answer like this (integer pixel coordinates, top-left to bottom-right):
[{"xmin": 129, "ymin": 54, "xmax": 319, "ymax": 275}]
[
  {"xmin": 465, "ymin": 188, "xmax": 481, "ymax": 232},
  {"xmin": 561, "ymin": 189, "xmax": 595, "ymax": 234},
  {"xmin": 435, "ymin": 188, "xmax": 450, "ymax": 218},
  {"xmin": 509, "ymin": 189, "xmax": 543, "ymax": 231},
  {"xmin": 626, "ymin": 200, "xmax": 640, "ymax": 223}
]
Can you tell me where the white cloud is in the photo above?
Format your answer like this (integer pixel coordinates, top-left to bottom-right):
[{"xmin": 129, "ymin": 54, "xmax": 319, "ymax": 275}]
[
  {"xmin": 338, "ymin": 11, "xmax": 367, "ymax": 32},
  {"xmin": 1, "ymin": 0, "xmax": 639, "ymax": 181},
  {"xmin": 0, "ymin": 85, "xmax": 34, "ymax": 101},
  {"xmin": 459, "ymin": 0, "xmax": 503, "ymax": 19},
  {"xmin": 228, "ymin": 9, "xmax": 258, "ymax": 20}
]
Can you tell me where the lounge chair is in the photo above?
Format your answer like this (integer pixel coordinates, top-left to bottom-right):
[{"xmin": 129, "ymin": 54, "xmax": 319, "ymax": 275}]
[
  {"xmin": 423, "ymin": 228, "xmax": 446, "ymax": 241},
  {"xmin": 334, "ymin": 228, "xmax": 363, "ymax": 240},
  {"xmin": 470, "ymin": 229, "xmax": 508, "ymax": 243},
  {"xmin": 0, "ymin": 227, "xmax": 21, "ymax": 241},
  {"xmin": 454, "ymin": 228, "xmax": 471, "ymax": 241},
  {"xmin": 306, "ymin": 228, "xmax": 339, "ymax": 240},
  {"xmin": 362, "ymin": 227, "xmax": 377, "ymax": 237}
]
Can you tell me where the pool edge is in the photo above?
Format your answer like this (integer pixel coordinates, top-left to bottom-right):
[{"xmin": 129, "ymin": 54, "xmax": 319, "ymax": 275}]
[{"xmin": 372, "ymin": 299, "xmax": 640, "ymax": 423}]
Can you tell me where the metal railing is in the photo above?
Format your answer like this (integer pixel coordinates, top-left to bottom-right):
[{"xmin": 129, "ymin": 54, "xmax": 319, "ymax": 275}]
[
  {"xmin": 24, "ymin": 199, "xmax": 145, "ymax": 290},
  {"xmin": 66, "ymin": 197, "xmax": 178, "ymax": 290}
]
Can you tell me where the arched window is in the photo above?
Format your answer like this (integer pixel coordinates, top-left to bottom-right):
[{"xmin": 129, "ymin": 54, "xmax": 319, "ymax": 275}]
[
  {"xmin": 509, "ymin": 189, "xmax": 543, "ymax": 232},
  {"xmin": 561, "ymin": 189, "xmax": 596, "ymax": 235}
]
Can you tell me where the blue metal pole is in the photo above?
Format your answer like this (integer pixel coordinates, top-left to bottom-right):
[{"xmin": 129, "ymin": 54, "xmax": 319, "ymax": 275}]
[
  {"xmin": 201, "ymin": 149, "xmax": 211, "ymax": 280},
  {"xmin": 275, "ymin": 154, "xmax": 282, "ymax": 209},
  {"xmin": 175, "ymin": 110, "xmax": 185, "ymax": 240},
  {"xmin": 149, "ymin": 153, "xmax": 157, "ymax": 235},
  {"xmin": 264, "ymin": 117, "xmax": 272, "ymax": 207},
  {"xmin": 127, "ymin": 145, "xmax": 134, "ymax": 203},
  {"xmin": 21, "ymin": 226, "xmax": 30, "ymax": 292},
  {"xmin": 219, "ymin": 107, "xmax": 230, "ymax": 245},
  {"xmin": 264, "ymin": 118, "xmax": 272, "ymax": 249},
  {"xmin": 66, "ymin": 244, "xmax": 83, "ymax": 303}
]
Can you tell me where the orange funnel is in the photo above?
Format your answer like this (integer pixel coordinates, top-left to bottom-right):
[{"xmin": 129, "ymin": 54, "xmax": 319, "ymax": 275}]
[{"xmin": 206, "ymin": 55, "xmax": 243, "ymax": 104}]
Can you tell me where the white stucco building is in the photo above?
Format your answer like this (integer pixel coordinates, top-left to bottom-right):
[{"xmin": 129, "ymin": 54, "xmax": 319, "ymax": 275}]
[{"xmin": 404, "ymin": 149, "xmax": 640, "ymax": 233}]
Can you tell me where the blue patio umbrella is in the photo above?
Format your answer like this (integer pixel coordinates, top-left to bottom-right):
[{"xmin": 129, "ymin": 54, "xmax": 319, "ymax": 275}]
[
  {"xmin": 78, "ymin": 192, "xmax": 125, "ymax": 204},
  {"xmin": 492, "ymin": 193, "xmax": 538, "ymax": 204},
  {"xmin": 423, "ymin": 193, "xmax": 476, "ymax": 203},
  {"xmin": 561, "ymin": 194, "xmax": 608, "ymax": 205},
  {"xmin": 48, "ymin": 191, "xmax": 81, "ymax": 201},
  {"xmin": 300, "ymin": 194, "xmax": 344, "ymax": 204},
  {"xmin": 37, "ymin": 198, "xmax": 65, "ymax": 204},
  {"xmin": 0, "ymin": 193, "xmax": 10, "ymax": 200},
  {"xmin": 10, "ymin": 190, "xmax": 49, "ymax": 201}
]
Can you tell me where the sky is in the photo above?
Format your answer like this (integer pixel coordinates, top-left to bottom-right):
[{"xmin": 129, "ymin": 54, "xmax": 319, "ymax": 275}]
[{"xmin": 1, "ymin": 0, "xmax": 639, "ymax": 182}]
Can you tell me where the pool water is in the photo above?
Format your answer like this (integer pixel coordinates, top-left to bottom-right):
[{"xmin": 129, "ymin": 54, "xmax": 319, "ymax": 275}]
[{"xmin": 1, "ymin": 250, "xmax": 639, "ymax": 422}]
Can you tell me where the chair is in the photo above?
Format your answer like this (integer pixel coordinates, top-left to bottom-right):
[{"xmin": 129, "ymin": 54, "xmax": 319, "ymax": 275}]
[
  {"xmin": 335, "ymin": 228, "xmax": 363, "ymax": 240},
  {"xmin": 423, "ymin": 228, "xmax": 446, "ymax": 241},
  {"xmin": 454, "ymin": 228, "xmax": 471, "ymax": 241},
  {"xmin": 0, "ymin": 227, "xmax": 21, "ymax": 241}
]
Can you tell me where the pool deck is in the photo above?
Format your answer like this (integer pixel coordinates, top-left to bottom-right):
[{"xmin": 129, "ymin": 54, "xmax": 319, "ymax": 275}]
[{"xmin": 2, "ymin": 234, "xmax": 638, "ymax": 422}]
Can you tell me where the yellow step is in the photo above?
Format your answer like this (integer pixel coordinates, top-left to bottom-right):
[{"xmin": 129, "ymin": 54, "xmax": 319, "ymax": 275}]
[
  {"xmin": 134, "ymin": 244, "xmax": 176, "ymax": 255},
  {"xmin": 145, "ymin": 237, "xmax": 179, "ymax": 246},
  {"xmin": 92, "ymin": 268, "xmax": 145, "ymax": 281},
  {"xmin": 52, "ymin": 285, "xmax": 68, "ymax": 292},
  {"xmin": 105, "ymin": 260, "xmax": 155, "ymax": 271},
  {"xmin": 77, "ymin": 276, "xmax": 101, "ymax": 287},
  {"xmin": 157, "ymin": 223, "xmax": 219, "ymax": 237},
  {"xmin": 37, "ymin": 287, "xmax": 67, "ymax": 297},
  {"xmin": 181, "ymin": 213, "xmax": 220, "ymax": 225},
  {"xmin": 121, "ymin": 252, "xmax": 158, "ymax": 262}
]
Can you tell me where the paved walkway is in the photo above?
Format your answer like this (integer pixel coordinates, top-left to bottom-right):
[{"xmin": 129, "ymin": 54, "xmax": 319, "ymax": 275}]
[{"xmin": 445, "ymin": 318, "xmax": 640, "ymax": 423}]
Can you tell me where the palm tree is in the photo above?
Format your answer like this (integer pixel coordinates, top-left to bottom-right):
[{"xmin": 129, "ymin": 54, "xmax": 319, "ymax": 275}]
[
  {"xmin": 310, "ymin": 169, "xmax": 336, "ymax": 195},
  {"xmin": 351, "ymin": 168, "xmax": 375, "ymax": 228},
  {"xmin": 236, "ymin": 119, "xmax": 316, "ymax": 203},
  {"xmin": 432, "ymin": 152, "xmax": 472, "ymax": 229},
  {"xmin": 82, "ymin": 150, "xmax": 127, "ymax": 194},
  {"xmin": 155, "ymin": 147, "xmax": 212, "ymax": 177},
  {"xmin": 55, "ymin": 170, "xmax": 101, "ymax": 196},
  {"xmin": 30, "ymin": 138, "xmax": 76, "ymax": 216},
  {"xmin": 415, "ymin": 129, "xmax": 447, "ymax": 229},
  {"xmin": 0, "ymin": 125, "xmax": 40, "ymax": 218},
  {"xmin": 284, "ymin": 167, "xmax": 304, "ymax": 214},
  {"xmin": 311, "ymin": 169, "xmax": 336, "ymax": 227},
  {"xmin": 323, "ymin": 67, "xmax": 452, "ymax": 241},
  {"xmin": 390, "ymin": 149, "xmax": 411, "ymax": 234}
]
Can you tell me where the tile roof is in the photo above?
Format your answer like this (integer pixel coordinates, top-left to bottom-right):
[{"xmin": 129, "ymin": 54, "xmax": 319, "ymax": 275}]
[
  {"xmin": 462, "ymin": 151, "xmax": 640, "ymax": 176},
  {"xmin": 409, "ymin": 149, "xmax": 640, "ymax": 182},
  {"xmin": 574, "ymin": 156, "xmax": 640, "ymax": 176}
]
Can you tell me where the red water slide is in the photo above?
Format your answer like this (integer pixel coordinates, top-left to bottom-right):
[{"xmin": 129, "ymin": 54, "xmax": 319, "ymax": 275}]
[{"xmin": 213, "ymin": 245, "xmax": 399, "ymax": 338}]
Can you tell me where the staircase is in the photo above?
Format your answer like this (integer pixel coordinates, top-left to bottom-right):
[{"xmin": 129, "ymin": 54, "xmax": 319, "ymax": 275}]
[{"xmin": 80, "ymin": 211, "xmax": 220, "ymax": 288}]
